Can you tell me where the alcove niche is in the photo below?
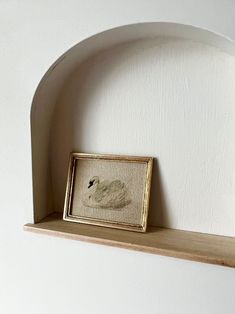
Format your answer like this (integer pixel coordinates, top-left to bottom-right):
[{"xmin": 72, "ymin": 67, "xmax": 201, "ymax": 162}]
[{"xmin": 25, "ymin": 22, "xmax": 235, "ymax": 267}]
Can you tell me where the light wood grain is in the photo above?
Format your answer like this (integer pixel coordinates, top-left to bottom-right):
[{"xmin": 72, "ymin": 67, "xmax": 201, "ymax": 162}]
[{"xmin": 24, "ymin": 212, "xmax": 235, "ymax": 268}]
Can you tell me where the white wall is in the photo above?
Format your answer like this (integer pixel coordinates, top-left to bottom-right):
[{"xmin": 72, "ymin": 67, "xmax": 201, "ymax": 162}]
[
  {"xmin": 1, "ymin": 1, "xmax": 235, "ymax": 314},
  {"xmin": 50, "ymin": 35, "xmax": 235, "ymax": 236}
]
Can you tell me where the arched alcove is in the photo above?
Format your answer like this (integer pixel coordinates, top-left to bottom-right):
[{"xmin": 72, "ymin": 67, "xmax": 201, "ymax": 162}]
[{"xmin": 27, "ymin": 22, "xmax": 235, "ymax": 266}]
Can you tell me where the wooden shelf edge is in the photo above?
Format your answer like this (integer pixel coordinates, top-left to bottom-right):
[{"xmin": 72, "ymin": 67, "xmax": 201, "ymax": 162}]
[{"xmin": 24, "ymin": 213, "xmax": 235, "ymax": 268}]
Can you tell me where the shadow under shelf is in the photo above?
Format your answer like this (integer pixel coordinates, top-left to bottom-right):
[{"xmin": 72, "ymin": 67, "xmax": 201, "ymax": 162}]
[{"xmin": 24, "ymin": 212, "xmax": 235, "ymax": 268}]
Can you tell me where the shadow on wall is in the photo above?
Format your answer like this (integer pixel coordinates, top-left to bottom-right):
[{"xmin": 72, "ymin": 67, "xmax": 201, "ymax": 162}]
[{"xmin": 148, "ymin": 159, "xmax": 170, "ymax": 227}]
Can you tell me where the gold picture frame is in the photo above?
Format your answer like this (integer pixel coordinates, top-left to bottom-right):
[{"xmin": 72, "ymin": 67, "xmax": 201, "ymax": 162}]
[{"xmin": 63, "ymin": 153, "xmax": 153, "ymax": 232}]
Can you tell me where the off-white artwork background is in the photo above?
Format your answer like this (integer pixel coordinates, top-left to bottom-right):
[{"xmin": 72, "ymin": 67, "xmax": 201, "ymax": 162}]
[{"xmin": 71, "ymin": 159, "xmax": 147, "ymax": 225}]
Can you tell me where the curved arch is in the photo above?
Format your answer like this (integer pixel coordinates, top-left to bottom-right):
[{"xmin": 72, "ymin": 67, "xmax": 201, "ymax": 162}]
[{"xmin": 31, "ymin": 22, "xmax": 235, "ymax": 237}]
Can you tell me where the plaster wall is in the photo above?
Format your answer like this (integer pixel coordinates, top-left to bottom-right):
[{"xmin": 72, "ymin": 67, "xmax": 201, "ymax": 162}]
[{"xmin": 1, "ymin": 1, "xmax": 235, "ymax": 314}]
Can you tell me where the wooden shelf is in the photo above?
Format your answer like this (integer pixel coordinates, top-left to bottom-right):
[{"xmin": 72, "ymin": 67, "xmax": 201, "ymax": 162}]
[{"xmin": 24, "ymin": 212, "xmax": 235, "ymax": 268}]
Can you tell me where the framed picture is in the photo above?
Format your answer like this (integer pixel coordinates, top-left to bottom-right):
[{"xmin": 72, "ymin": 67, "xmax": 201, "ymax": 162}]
[{"xmin": 63, "ymin": 153, "xmax": 153, "ymax": 232}]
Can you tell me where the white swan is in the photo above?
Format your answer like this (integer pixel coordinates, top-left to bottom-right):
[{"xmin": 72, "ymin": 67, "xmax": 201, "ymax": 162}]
[{"xmin": 82, "ymin": 176, "xmax": 131, "ymax": 209}]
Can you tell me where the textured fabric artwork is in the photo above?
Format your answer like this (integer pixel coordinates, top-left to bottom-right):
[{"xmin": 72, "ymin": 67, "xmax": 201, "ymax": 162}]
[{"xmin": 71, "ymin": 159, "xmax": 147, "ymax": 225}]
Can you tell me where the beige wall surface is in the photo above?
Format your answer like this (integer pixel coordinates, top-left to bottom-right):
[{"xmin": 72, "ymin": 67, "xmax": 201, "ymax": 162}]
[{"xmin": 0, "ymin": 1, "xmax": 235, "ymax": 314}]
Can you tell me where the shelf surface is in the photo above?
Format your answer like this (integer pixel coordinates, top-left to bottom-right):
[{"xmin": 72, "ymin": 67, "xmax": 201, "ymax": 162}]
[{"xmin": 24, "ymin": 212, "xmax": 235, "ymax": 268}]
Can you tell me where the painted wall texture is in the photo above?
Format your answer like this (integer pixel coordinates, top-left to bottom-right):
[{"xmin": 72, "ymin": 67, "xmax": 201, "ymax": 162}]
[
  {"xmin": 1, "ymin": 1, "xmax": 235, "ymax": 314},
  {"xmin": 50, "ymin": 36, "xmax": 235, "ymax": 236}
]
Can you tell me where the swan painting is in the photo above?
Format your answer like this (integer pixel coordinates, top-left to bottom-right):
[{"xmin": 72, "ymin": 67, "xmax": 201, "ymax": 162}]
[
  {"xmin": 63, "ymin": 153, "xmax": 153, "ymax": 232},
  {"xmin": 82, "ymin": 176, "xmax": 132, "ymax": 209}
]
